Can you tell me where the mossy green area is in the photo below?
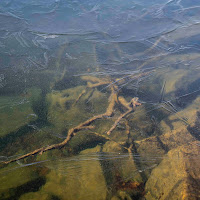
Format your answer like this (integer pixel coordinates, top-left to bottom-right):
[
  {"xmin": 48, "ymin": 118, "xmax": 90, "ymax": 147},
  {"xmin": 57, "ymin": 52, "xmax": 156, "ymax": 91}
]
[
  {"xmin": 19, "ymin": 158, "xmax": 107, "ymax": 200},
  {"xmin": 0, "ymin": 164, "xmax": 48, "ymax": 200},
  {"xmin": 0, "ymin": 96, "xmax": 33, "ymax": 137},
  {"xmin": 1, "ymin": 18, "xmax": 200, "ymax": 199},
  {"xmin": 1, "ymin": 65, "xmax": 200, "ymax": 200},
  {"xmin": 0, "ymin": 87, "xmax": 48, "ymax": 137},
  {"xmin": 46, "ymin": 85, "xmax": 109, "ymax": 134},
  {"xmin": 0, "ymin": 67, "xmax": 200, "ymax": 199}
]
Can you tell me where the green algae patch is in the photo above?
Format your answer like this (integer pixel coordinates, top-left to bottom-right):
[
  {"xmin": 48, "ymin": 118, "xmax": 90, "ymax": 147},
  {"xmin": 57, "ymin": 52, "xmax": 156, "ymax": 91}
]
[
  {"xmin": 0, "ymin": 165, "xmax": 47, "ymax": 200},
  {"xmin": 0, "ymin": 87, "xmax": 44, "ymax": 138},
  {"xmin": 0, "ymin": 98, "xmax": 33, "ymax": 138},
  {"xmin": 19, "ymin": 192, "xmax": 55, "ymax": 200},
  {"xmin": 47, "ymin": 85, "xmax": 109, "ymax": 134},
  {"xmin": 25, "ymin": 159, "xmax": 107, "ymax": 200},
  {"xmin": 47, "ymin": 86, "xmax": 107, "ymax": 133}
]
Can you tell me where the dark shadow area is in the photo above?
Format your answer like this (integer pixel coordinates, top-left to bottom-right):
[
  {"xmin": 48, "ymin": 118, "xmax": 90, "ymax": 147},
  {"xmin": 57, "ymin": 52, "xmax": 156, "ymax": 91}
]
[
  {"xmin": 187, "ymin": 111, "xmax": 200, "ymax": 141},
  {"xmin": 0, "ymin": 176, "xmax": 46, "ymax": 200},
  {"xmin": 0, "ymin": 89, "xmax": 50, "ymax": 152},
  {"xmin": 53, "ymin": 75, "xmax": 87, "ymax": 91}
]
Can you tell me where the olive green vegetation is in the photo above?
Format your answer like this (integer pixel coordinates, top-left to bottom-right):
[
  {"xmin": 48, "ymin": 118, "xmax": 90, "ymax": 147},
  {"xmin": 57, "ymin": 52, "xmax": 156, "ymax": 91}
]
[
  {"xmin": 20, "ymin": 155, "xmax": 108, "ymax": 200},
  {"xmin": 0, "ymin": 165, "xmax": 48, "ymax": 200},
  {"xmin": 0, "ymin": 67, "xmax": 53, "ymax": 137},
  {"xmin": 0, "ymin": 78, "xmax": 144, "ymax": 199},
  {"xmin": 1, "ymin": 61, "xmax": 200, "ymax": 199},
  {"xmin": 0, "ymin": 87, "xmax": 51, "ymax": 154},
  {"xmin": 0, "ymin": 96, "xmax": 33, "ymax": 138}
]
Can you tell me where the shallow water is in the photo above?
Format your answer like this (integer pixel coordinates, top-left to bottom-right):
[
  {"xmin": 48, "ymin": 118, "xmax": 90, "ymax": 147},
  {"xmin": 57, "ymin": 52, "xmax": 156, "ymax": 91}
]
[{"xmin": 0, "ymin": 0, "xmax": 200, "ymax": 199}]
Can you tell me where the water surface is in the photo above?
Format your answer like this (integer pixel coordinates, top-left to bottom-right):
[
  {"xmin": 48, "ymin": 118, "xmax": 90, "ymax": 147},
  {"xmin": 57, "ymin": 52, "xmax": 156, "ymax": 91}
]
[{"xmin": 0, "ymin": 0, "xmax": 200, "ymax": 199}]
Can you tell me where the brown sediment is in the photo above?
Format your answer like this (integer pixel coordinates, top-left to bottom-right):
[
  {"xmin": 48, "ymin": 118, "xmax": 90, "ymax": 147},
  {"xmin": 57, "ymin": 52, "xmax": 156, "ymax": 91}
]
[
  {"xmin": 115, "ymin": 172, "xmax": 145, "ymax": 192},
  {"xmin": 127, "ymin": 144, "xmax": 134, "ymax": 155},
  {"xmin": 124, "ymin": 120, "xmax": 130, "ymax": 136},
  {"xmin": 118, "ymin": 96, "xmax": 130, "ymax": 110},
  {"xmin": 107, "ymin": 109, "xmax": 133, "ymax": 135},
  {"xmin": 107, "ymin": 97, "xmax": 141, "ymax": 135}
]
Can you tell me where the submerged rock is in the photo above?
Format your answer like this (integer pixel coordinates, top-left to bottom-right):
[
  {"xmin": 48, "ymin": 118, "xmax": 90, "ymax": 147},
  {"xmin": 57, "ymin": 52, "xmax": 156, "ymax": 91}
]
[
  {"xmin": 145, "ymin": 141, "xmax": 200, "ymax": 200},
  {"xmin": 135, "ymin": 126, "xmax": 196, "ymax": 156}
]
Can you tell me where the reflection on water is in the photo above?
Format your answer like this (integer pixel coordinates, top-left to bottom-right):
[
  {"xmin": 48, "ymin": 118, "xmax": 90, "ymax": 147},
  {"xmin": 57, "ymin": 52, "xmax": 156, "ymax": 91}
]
[{"xmin": 0, "ymin": 0, "xmax": 200, "ymax": 199}]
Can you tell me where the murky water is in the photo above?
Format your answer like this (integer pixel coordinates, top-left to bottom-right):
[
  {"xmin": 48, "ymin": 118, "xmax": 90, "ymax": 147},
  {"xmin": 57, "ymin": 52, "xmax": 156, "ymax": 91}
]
[{"xmin": 0, "ymin": 0, "xmax": 200, "ymax": 199}]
